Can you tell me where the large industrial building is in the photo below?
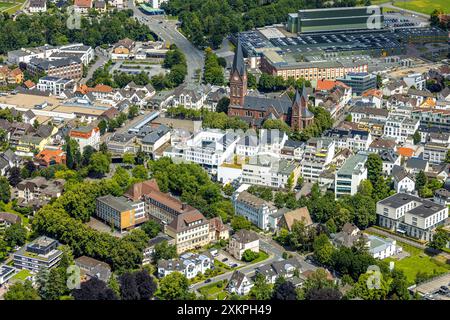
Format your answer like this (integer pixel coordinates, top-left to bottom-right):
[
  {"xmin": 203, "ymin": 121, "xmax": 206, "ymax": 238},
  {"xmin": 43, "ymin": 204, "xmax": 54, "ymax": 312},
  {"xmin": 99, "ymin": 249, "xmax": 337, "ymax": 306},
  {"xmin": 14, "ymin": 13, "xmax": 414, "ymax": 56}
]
[{"xmin": 287, "ymin": 6, "xmax": 384, "ymax": 34}]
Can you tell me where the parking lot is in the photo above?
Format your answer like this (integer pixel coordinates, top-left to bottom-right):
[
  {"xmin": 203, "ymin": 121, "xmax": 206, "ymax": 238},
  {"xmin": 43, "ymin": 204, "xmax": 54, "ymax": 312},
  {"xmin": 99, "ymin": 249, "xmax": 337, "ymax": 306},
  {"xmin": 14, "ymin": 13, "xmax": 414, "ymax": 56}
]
[{"xmin": 215, "ymin": 250, "xmax": 244, "ymax": 269}]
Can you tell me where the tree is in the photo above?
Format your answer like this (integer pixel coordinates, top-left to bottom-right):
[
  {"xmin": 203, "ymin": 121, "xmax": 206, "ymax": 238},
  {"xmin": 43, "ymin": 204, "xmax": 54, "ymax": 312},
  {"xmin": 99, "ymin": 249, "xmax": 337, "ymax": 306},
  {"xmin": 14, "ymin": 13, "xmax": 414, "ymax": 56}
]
[
  {"xmin": 231, "ymin": 215, "xmax": 252, "ymax": 231},
  {"xmin": 38, "ymin": 267, "xmax": 68, "ymax": 300},
  {"xmin": 306, "ymin": 287, "xmax": 342, "ymax": 300},
  {"xmin": 134, "ymin": 270, "xmax": 157, "ymax": 300},
  {"xmin": 127, "ymin": 105, "xmax": 139, "ymax": 120},
  {"xmin": 289, "ymin": 220, "xmax": 314, "ymax": 252},
  {"xmin": 223, "ymin": 183, "xmax": 234, "ymax": 197},
  {"xmin": 0, "ymin": 176, "xmax": 11, "ymax": 203},
  {"xmin": 141, "ymin": 220, "xmax": 161, "ymax": 238},
  {"xmin": 88, "ymin": 152, "xmax": 111, "ymax": 178},
  {"xmin": 313, "ymin": 234, "xmax": 334, "ymax": 266},
  {"xmin": 4, "ymin": 223, "xmax": 27, "ymax": 247},
  {"xmin": 365, "ymin": 154, "xmax": 383, "ymax": 185},
  {"xmin": 73, "ymin": 277, "xmax": 118, "ymax": 300},
  {"xmin": 216, "ymin": 97, "xmax": 230, "ymax": 113},
  {"xmin": 0, "ymin": 238, "xmax": 8, "ymax": 260},
  {"xmin": 241, "ymin": 249, "xmax": 259, "ymax": 262},
  {"xmin": 131, "ymin": 165, "xmax": 148, "ymax": 180},
  {"xmin": 388, "ymin": 269, "xmax": 410, "ymax": 300},
  {"xmin": 8, "ymin": 166, "xmax": 21, "ymax": 187},
  {"xmin": 272, "ymin": 279, "xmax": 297, "ymax": 300},
  {"xmin": 286, "ymin": 172, "xmax": 295, "ymax": 191},
  {"xmin": 65, "ymin": 137, "xmax": 81, "ymax": 170},
  {"xmin": 98, "ymin": 119, "xmax": 107, "ymax": 135},
  {"xmin": 152, "ymin": 240, "xmax": 177, "ymax": 263},
  {"xmin": 158, "ymin": 272, "xmax": 190, "ymax": 300},
  {"xmin": 82, "ymin": 146, "xmax": 96, "ymax": 167},
  {"xmin": 446, "ymin": 149, "xmax": 450, "ymax": 164},
  {"xmin": 250, "ymin": 273, "xmax": 272, "ymax": 300},
  {"xmin": 412, "ymin": 131, "xmax": 421, "ymax": 145},
  {"xmin": 415, "ymin": 171, "xmax": 427, "ymax": 191},
  {"xmin": 120, "ymin": 272, "xmax": 140, "ymax": 300},
  {"xmin": 5, "ymin": 280, "xmax": 40, "ymax": 300},
  {"xmin": 427, "ymin": 228, "xmax": 450, "ymax": 251},
  {"xmin": 123, "ymin": 152, "xmax": 135, "ymax": 166},
  {"xmin": 348, "ymin": 272, "xmax": 389, "ymax": 300}
]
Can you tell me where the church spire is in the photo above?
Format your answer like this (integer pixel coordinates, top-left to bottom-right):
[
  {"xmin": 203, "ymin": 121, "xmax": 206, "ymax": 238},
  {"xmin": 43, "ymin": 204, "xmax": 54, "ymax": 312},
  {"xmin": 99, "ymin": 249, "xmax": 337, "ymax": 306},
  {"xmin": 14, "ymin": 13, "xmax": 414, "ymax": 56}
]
[{"xmin": 232, "ymin": 39, "xmax": 246, "ymax": 77}]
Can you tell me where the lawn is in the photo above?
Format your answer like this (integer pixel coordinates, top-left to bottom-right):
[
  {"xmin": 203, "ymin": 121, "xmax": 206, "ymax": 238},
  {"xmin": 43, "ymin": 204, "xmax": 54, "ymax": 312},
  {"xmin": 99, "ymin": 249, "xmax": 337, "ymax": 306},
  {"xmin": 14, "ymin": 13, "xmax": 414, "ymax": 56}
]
[
  {"xmin": 392, "ymin": 0, "xmax": 450, "ymax": 15},
  {"xmin": 198, "ymin": 281, "xmax": 229, "ymax": 300},
  {"xmin": 249, "ymin": 250, "xmax": 269, "ymax": 264},
  {"xmin": 384, "ymin": 241, "xmax": 450, "ymax": 285},
  {"xmin": 12, "ymin": 269, "xmax": 32, "ymax": 281}
]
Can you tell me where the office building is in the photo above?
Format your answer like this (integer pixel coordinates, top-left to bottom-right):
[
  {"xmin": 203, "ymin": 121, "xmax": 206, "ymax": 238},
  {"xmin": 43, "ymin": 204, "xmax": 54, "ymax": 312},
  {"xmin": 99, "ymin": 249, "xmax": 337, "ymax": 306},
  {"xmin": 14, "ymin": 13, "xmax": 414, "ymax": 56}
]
[
  {"xmin": 337, "ymin": 72, "xmax": 377, "ymax": 95},
  {"xmin": 334, "ymin": 153, "xmax": 368, "ymax": 199},
  {"xmin": 13, "ymin": 236, "xmax": 63, "ymax": 272},
  {"xmin": 95, "ymin": 195, "xmax": 146, "ymax": 231}
]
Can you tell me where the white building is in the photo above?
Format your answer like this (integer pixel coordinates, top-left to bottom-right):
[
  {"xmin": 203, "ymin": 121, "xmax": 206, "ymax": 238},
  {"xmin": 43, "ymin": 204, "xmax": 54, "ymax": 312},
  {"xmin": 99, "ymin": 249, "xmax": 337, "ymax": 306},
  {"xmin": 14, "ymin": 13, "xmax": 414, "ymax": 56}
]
[
  {"xmin": 242, "ymin": 157, "xmax": 301, "ymax": 190},
  {"xmin": 258, "ymin": 129, "xmax": 288, "ymax": 156},
  {"xmin": 301, "ymin": 137, "xmax": 335, "ymax": 183},
  {"xmin": 235, "ymin": 132, "xmax": 259, "ymax": 157},
  {"xmin": 157, "ymin": 253, "xmax": 212, "ymax": 279},
  {"xmin": 379, "ymin": 150, "xmax": 401, "ymax": 176},
  {"xmin": 227, "ymin": 270, "xmax": 254, "ymax": 295},
  {"xmin": 403, "ymin": 73, "xmax": 426, "ymax": 91},
  {"xmin": 334, "ymin": 153, "xmax": 368, "ymax": 199},
  {"xmin": 324, "ymin": 128, "xmax": 372, "ymax": 152},
  {"xmin": 367, "ymin": 235, "xmax": 398, "ymax": 259},
  {"xmin": 69, "ymin": 126, "xmax": 100, "ymax": 152},
  {"xmin": 29, "ymin": 0, "xmax": 47, "ymax": 13},
  {"xmin": 164, "ymin": 129, "xmax": 239, "ymax": 173},
  {"xmin": 383, "ymin": 115, "xmax": 420, "ymax": 143},
  {"xmin": 37, "ymin": 76, "xmax": 74, "ymax": 96},
  {"xmin": 392, "ymin": 165, "xmax": 415, "ymax": 194},
  {"xmin": 232, "ymin": 190, "xmax": 277, "ymax": 231},
  {"xmin": 377, "ymin": 193, "xmax": 448, "ymax": 241}
]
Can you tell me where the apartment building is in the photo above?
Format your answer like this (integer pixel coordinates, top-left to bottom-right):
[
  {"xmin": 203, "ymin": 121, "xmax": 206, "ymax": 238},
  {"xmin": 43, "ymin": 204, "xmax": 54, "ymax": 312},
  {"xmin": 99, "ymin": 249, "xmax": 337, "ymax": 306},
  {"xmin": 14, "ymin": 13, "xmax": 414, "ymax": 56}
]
[
  {"xmin": 0, "ymin": 212, "xmax": 21, "ymax": 232},
  {"xmin": 392, "ymin": 165, "xmax": 415, "ymax": 194},
  {"xmin": 383, "ymin": 115, "xmax": 420, "ymax": 143},
  {"xmin": 165, "ymin": 210, "xmax": 210, "ymax": 254},
  {"xmin": 157, "ymin": 252, "xmax": 212, "ymax": 279},
  {"xmin": 350, "ymin": 106, "xmax": 389, "ymax": 123},
  {"xmin": 95, "ymin": 195, "xmax": 146, "ymax": 231},
  {"xmin": 27, "ymin": 57, "xmax": 83, "ymax": 80},
  {"xmin": 13, "ymin": 236, "xmax": 62, "ymax": 273},
  {"xmin": 376, "ymin": 193, "xmax": 448, "ymax": 241},
  {"xmin": 69, "ymin": 126, "xmax": 100, "ymax": 152},
  {"xmin": 235, "ymin": 132, "xmax": 259, "ymax": 157},
  {"xmin": 301, "ymin": 137, "xmax": 335, "ymax": 183},
  {"xmin": 380, "ymin": 149, "xmax": 401, "ymax": 176},
  {"xmin": 334, "ymin": 153, "xmax": 368, "ymax": 199},
  {"xmin": 412, "ymin": 108, "xmax": 450, "ymax": 130},
  {"xmin": 0, "ymin": 265, "xmax": 17, "ymax": 287},
  {"xmin": 228, "ymin": 229, "xmax": 259, "ymax": 260},
  {"xmin": 37, "ymin": 76, "xmax": 74, "ymax": 96},
  {"xmin": 242, "ymin": 157, "xmax": 301, "ymax": 190},
  {"xmin": 233, "ymin": 190, "xmax": 277, "ymax": 231},
  {"xmin": 14, "ymin": 177, "xmax": 65, "ymax": 205},
  {"xmin": 324, "ymin": 128, "xmax": 372, "ymax": 152}
]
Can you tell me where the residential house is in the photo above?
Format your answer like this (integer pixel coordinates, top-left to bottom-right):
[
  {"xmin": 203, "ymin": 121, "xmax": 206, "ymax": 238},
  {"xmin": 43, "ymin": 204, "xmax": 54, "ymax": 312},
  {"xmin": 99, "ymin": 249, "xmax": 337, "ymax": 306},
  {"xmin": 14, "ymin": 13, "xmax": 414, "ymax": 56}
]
[
  {"xmin": 209, "ymin": 217, "xmax": 230, "ymax": 242},
  {"xmin": 434, "ymin": 189, "xmax": 450, "ymax": 207},
  {"xmin": 136, "ymin": 124, "xmax": 171, "ymax": 154},
  {"xmin": 157, "ymin": 252, "xmax": 212, "ymax": 279},
  {"xmin": 28, "ymin": 0, "xmax": 47, "ymax": 13},
  {"xmin": 331, "ymin": 223, "xmax": 367, "ymax": 248},
  {"xmin": 74, "ymin": 0, "xmax": 93, "ymax": 13},
  {"xmin": 14, "ymin": 177, "xmax": 65, "ymax": 209},
  {"xmin": 405, "ymin": 157, "xmax": 429, "ymax": 175},
  {"xmin": 277, "ymin": 207, "xmax": 313, "ymax": 232},
  {"xmin": 255, "ymin": 258, "xmax": 302, "ymax": 284},
  {"xmin": 392, "ymin": 165, "xmax": 415, "ymax": 193},
  {"xmin": 75, "ymin": 256, "xmax": 112, "ymax": 283},
  {"xmin": 0, "ymin": 212, "xmax": 21, "ymax": 231},
  {"xmin": 228, "ymin": 229, "xmax": 259, "ymax": 260},
  {"xmin": 367, "ymin": 235, "xmax": 398, "ymax": 259},
  {"xmin": 35, "ymin": 147, "xmax": 66, "ymax": 167},
  {"xmin": 107, "ymin": 133, "xmax": 138, "ymax": 155},
  {"xmin": 143, "ymin": 234, "xmax": 175, "ymax": 264},
  {"xmin": 226, "ymin": 270, "xmax": 254, "ymax": 295},
  {"xmin": 380, "ymin": 149, "xmax": 401, "ymax": 176}
]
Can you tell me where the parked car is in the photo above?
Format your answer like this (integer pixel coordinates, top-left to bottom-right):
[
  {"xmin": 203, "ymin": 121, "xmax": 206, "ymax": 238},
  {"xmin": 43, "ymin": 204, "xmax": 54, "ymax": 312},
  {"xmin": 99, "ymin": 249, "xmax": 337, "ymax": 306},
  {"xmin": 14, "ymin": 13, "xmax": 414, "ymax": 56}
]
[
  {"xmin": 204, "ymin": 279, "xmax": 212, "ymax": 284},
  {"xmin": 231, "ymin": 263, "xmax": 238, "ymax": 268},
  {"xmin": 222, "ymin": 258, "xmax": 228, "ymax": 262}
]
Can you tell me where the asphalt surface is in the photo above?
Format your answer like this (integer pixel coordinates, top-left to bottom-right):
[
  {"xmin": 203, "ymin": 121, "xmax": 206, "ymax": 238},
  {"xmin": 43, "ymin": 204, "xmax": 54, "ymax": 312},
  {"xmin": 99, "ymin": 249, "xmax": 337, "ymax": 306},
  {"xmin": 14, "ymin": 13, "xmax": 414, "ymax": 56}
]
[
  {"xmin": 128, "ymin": 0, "xmax": 204, "ymax": 84},
  {"xmin": 81, "ymin": 47, "xmax": 109, "ymax": 85}
]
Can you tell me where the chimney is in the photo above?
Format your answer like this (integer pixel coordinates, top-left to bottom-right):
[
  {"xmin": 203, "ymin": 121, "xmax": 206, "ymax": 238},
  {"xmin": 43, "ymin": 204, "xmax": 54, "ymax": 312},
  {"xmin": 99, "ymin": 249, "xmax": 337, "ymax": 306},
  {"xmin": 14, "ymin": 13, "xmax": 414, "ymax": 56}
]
[{"xmin": 181, "ymin": 203, "xmax": 187, "ymax": 210}]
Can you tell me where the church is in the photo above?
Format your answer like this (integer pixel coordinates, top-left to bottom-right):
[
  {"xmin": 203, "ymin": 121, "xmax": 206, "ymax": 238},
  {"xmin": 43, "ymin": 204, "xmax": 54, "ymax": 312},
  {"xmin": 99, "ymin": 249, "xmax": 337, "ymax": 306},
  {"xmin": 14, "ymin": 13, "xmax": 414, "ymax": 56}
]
[{"xmin": 227, "ymin": 41, "xmax": 314, "ymax": 130}]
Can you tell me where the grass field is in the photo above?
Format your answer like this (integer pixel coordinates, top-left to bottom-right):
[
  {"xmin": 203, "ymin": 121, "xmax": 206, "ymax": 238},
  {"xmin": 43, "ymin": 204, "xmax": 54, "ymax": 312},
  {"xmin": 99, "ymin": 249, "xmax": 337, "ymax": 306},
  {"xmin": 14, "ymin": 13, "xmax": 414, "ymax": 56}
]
[
  {"xmin": 198, "ymin": 281, "xmax": 229, "ymax": 300},
  {"xmin": 384, "ymin": 241, "xmax": 450, "ymax": 285},
  {"xmin": 392, "ymin": 0, "xmax": 450, "ymax": 15}
]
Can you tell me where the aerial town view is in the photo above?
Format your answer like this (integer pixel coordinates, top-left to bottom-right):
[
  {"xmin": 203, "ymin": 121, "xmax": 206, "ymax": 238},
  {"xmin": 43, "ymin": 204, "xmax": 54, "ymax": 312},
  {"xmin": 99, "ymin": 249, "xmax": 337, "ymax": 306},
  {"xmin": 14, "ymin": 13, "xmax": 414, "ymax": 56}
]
[{"xmin": 0, "ymin": 0, "xmax": 449, "ymax": 311}]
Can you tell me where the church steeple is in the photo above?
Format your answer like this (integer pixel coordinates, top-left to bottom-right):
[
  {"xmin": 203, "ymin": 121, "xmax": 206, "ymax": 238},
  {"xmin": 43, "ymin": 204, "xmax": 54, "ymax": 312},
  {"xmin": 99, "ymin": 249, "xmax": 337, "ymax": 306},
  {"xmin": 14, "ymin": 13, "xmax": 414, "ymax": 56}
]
[
  {"xmin": 290, "ymin": 86, "xmax": 314, "ymax": 131},
  {"xmin": 229, "ymin": 39, "xmax": 247, "ymax": 106}
]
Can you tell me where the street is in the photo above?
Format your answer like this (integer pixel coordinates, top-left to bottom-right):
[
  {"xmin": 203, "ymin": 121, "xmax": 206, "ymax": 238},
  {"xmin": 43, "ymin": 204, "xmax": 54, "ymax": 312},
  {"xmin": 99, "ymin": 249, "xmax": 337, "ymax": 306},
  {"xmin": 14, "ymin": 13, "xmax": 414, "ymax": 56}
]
[
  {"xmin": 80, "ymin": 47, "xmax": 109, "ymax": 85},
  {"xmin": 127, "ymin": 0, "xmax": 204, "ymax": 84},
  {"xmin": 191, "ymin": 234, "xmax": 317, "ymax": 293}
]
